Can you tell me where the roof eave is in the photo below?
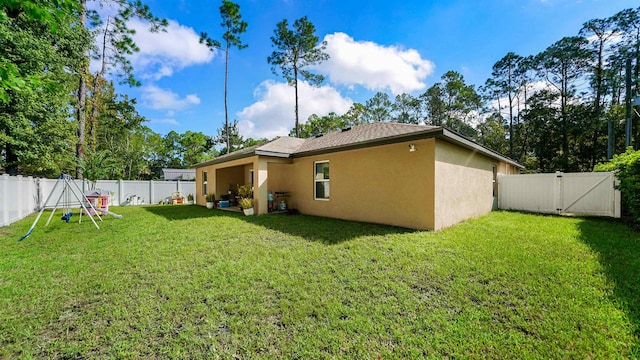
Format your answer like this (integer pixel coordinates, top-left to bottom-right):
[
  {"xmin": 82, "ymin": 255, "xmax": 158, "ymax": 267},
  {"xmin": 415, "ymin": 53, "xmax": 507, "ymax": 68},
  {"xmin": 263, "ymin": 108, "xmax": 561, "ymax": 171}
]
[
  {"xmin": 254, "ymin": 150, "xmax": 293, "ymax": 158},
  {"xmin": 440, "ymin": 128, "xmax": 525, "ymax": 169},
  {"xmin": 194, "ymin": 150, "xmax": 256, "ymax": 168}
]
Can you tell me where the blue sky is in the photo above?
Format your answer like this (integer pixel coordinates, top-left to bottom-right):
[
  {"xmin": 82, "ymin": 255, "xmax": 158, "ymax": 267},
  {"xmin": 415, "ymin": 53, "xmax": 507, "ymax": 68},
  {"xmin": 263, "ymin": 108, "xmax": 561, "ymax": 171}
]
[{"xmin": 100, "ymin": 0, "xmax": 638, "ymax": 139}]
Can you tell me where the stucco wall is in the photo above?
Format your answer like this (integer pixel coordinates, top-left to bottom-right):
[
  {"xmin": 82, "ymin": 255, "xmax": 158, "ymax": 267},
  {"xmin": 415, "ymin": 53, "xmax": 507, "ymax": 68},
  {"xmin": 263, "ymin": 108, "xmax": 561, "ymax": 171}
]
[
  {"xmin": 433, "ymin": 140, "xmax": 501, "ymax": 230},
  {"xmin": 285, "ymin": 138, "xmax": 436, "ymax": 230}
]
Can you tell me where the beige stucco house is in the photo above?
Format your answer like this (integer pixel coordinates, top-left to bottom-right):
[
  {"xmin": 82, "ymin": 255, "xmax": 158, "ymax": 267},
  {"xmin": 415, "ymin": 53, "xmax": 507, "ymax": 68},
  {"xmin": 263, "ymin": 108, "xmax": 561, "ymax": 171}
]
[{"xmin": 194, "ymin": 123, "xmax": 523, "ymax": 231}]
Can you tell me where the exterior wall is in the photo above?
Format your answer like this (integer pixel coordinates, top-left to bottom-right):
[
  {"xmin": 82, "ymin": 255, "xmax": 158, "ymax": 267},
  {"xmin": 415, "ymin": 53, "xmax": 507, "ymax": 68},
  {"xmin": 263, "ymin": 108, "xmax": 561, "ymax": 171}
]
[
  {"xmin": 243, "ymin": 164, "xmax": 253, "ymax": 185},
  {"xmin": 285, "ymin": 138, "xmax": 436, "ymax": 230},
  {"xmin": 194, "ymin": 138, "xmax": 520, "ymax": 231},
  {"xmin": 433, "ymin": 140, "xmax": 505, "ymax": 230}
]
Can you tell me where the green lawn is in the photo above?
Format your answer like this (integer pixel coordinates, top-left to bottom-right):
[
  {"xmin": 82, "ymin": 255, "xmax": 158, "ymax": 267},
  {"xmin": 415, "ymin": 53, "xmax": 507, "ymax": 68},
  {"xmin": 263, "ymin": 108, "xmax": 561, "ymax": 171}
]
[{"xmin": 1, "ymin": 206, "xmax": 638, "ymax": 359}]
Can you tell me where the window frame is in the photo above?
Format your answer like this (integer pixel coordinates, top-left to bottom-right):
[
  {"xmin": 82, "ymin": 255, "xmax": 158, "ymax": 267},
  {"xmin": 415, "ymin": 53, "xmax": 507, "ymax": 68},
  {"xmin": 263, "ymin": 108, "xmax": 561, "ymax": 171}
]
[
  {"xmin": 314, "ymin": 160, "xmax": 330, "ymax": 201},
  {"xmin": 202, "ymin": 171, "xmax": 208, "ymax": 196}
]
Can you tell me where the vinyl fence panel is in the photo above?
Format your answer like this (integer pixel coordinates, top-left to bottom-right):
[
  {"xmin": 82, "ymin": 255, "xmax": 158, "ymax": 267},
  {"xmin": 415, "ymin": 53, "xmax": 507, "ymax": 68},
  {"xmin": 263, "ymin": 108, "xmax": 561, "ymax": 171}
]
[
  {"xmin": 498, "ymin": 172, "xmax": 620, "ymax": 218},
  {"xmin": 1, "ymin": 175, "xmax": 38, "ymax": 227},
  {"xmin": 2, "ymin": 175, "xmax": 196, "ymax": 227}
]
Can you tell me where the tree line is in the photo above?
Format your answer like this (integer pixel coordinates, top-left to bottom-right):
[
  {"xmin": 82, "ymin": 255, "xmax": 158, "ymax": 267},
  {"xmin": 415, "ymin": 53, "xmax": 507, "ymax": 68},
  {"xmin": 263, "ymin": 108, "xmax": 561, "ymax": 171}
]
[
  {"xmin": 2, "ymin": 2, "xmax": 639, "ymax": 179},
  {"xmin": 0, "ymin": 0, "xmax": 251, "ymax": 180},
  {"xmin": 298, "ymin": 7, "xmax": 640, "ymax": 173}
]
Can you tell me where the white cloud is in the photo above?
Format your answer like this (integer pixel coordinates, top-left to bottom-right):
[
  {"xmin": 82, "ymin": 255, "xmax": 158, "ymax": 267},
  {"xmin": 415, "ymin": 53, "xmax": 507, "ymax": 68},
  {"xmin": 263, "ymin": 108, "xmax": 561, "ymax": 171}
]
[
  {"xmin": 237, "ymin": 80, "xmax": 353, "ymax": 139},
  {"xmin": 129, "ymin": 19, "xmax": 214, "ymax": 80},
  {"xmin": 149, "ymin": 118, "xmax": 180, "ymax": 126},
  {"xmin": 141, "ymin": 85, "xmax": 200, "ymax": 110},
  {"xmin": 313, "ymin": 32, "xmax": 435, "ymax": 95},
  {"xmin": 86, "ymin": 0, "xmax": 213, "ymax": 80}
]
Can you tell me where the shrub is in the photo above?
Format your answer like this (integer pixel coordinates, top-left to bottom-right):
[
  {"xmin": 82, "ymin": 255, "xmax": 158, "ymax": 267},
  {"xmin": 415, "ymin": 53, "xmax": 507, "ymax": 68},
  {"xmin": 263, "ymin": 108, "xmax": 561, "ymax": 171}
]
[{"xmin": 594, "ymin": 147, "xmax": 640, "ymax": 223}]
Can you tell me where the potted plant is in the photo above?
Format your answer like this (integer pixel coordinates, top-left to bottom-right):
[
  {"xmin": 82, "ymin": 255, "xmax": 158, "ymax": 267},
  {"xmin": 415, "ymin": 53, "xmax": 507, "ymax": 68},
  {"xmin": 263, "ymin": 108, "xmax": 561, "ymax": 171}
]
[
  {"xmin": 239, "ymin": 197, "xmax": 254, "ymax": 216},
  {"xmin": 187, "ymin": 194, "xmax": 194, "ymax": 205},
  {"xmin": 205, "ymin": 193, "xmax": 215, "ymax": 209},
  {"xmin": 237, "ymin": 183, "xmax": 252, "ymax": 199}
]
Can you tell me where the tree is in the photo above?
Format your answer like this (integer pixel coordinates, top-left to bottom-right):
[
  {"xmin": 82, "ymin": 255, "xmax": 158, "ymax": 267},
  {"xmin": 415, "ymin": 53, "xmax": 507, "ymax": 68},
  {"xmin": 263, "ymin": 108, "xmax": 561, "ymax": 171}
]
[
  {"xmin": 294, "ymin": 112, "xmax": 347, "ymax": 138},
  {"xmin": 214, "ymin": 119, "xmax": 244, "ymax": 154},
  {"xmin": 477, "ymin": 113, "xmax": 509, "ymax": 155},
  {"xmin": 580, "ymin": 17, "xmax": 618, "ymax": 166},
  {"xmin": 421, "ymin": 84, "xmax": 447, "ymax": 126},
  {"xmin": 485, "ymin": 52, "xmax": 525, "ymax": 158},
  {"xmin": 364, "ymin": 92, "xmax": 393, "ymax": 123},
  {"xmin": 0, "ymin": 1, "xmax": 84, "ymax": 176},
  {"xmin": 392, "ymin": 93, "xmax": 423, "ymax": 124},
  {"xmin": 441, "ymin": 71, "xmax": 482, "ymax": 127},
  {"xmin": 75, "ymin": 0, "xmax": 166, "ymax": 179},
  {"xmin": 342, "ymin": 102, "xmax": 368, "ymax": 125},
  {"xmin": 612, "ymin": 7, "xmax": 640, "ymax": 148},
  {"xmin": 200, "ymin": 0, "xmax": 247, "ymax": 154},
  {"xmin": 519, "ymin": 90, "xmax": 563, "ymax": 172},
  {"xmin": 534, "ymin": 36, "xmax": 591, "ymax": 170},
  {"xmin": 267, "ymin": 16, "xmax": 329, "ymax": 137},
  {"xmin": 0, "ymin": 0, "xmax": 79, "ymax": 103},
  {"xmin": 179, "ymin": 131, "xmax": 215, "ymax": 167}
]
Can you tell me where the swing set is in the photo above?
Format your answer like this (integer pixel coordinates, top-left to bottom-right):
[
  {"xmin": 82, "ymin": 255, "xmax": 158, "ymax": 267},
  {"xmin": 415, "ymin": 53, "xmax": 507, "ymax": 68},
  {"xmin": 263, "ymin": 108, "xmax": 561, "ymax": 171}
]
[{"xmin": 19, "ymin": 174, "xmax": 122, "ymax": 241}]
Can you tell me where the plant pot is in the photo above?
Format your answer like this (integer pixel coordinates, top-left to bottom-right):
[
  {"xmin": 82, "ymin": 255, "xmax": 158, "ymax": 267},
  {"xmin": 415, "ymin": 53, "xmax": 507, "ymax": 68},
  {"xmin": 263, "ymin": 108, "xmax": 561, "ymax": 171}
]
[
  {"xmin": 243, "ymin": 207, "xmax": 254, "ymax": 216},
  {"xmin": 206, "ymin": 202, "xmax": 214, "ymax": 209},
  {"xmin": 188, "ymin": 200, "xmax": 194, "ymax": 205}
]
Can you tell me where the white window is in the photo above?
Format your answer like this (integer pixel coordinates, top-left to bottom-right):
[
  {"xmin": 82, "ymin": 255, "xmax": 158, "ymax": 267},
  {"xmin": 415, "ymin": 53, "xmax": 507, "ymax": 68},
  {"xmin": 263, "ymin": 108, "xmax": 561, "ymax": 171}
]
[
  {"xmin": 203, "ymin": 171, "xmax": 208, "ymax": 195},
  {"xmin": 314, "ymin": 161, "xmax": 329, "ymax": 200}
]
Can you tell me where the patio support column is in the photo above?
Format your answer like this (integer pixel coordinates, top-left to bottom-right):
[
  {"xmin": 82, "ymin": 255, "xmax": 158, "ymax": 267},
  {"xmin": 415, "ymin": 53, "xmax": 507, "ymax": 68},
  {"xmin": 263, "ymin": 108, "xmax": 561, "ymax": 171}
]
[{"xmin": 256, "ymin": 158, "xmax": 269, "ymax": 215}]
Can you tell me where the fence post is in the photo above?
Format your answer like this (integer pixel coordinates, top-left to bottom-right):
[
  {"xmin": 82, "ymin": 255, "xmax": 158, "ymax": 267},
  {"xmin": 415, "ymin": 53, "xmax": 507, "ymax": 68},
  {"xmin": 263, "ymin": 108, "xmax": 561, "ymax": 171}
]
[
  {"xmin": 554, "ymin": 171, "xmax": 563, "ymax": 214},
  {"xmin": 27, "ymin": 176, "xmax": 34, "ymax": 214},
  {"xmin": 150, "ymin": 180, "xmax": 154, "ymax": 205},
  {"xmin": 118, "ymin": 180, "xmax": 124, "ymax": 206},
  {"xmin": 1, "ymin": 174, "xmax": 8, "ymax": 227},
  {"xmin": 16, "ymin": 175, "xmax": 24, "ymax": 220}
]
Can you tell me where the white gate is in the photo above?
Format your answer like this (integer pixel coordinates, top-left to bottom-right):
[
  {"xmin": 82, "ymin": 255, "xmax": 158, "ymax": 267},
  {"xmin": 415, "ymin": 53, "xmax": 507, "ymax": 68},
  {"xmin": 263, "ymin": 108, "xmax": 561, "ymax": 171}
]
[{"xmin": 498, "ymin": 172, "xmax": 621, "ymax": 218}]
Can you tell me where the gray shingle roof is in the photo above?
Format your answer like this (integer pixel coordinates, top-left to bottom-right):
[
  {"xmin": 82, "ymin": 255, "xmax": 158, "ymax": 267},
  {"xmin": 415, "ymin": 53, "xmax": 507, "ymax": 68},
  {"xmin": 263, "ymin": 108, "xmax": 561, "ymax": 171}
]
[
  {"xmin": 256, "ymin": 136, "xmax": 306, "ymax": 154},
  {"xmin": 295, "ymin": 123, "xmax": 439, "ymax": 154},
  {"xmin": 195, "ymin": 123, "xmax": 523, "ymax": 168}
]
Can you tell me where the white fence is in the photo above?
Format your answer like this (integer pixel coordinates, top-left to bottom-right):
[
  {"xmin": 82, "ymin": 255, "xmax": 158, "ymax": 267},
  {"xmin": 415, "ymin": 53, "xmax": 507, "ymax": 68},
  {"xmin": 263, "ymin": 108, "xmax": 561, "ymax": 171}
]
[
  {"xmin": 0, "ymin": 175, "xmax": 196, "ymax": 227},
  {"xmin": 498, "ymin": 172, "xmax": 621, "ymax": 218}
]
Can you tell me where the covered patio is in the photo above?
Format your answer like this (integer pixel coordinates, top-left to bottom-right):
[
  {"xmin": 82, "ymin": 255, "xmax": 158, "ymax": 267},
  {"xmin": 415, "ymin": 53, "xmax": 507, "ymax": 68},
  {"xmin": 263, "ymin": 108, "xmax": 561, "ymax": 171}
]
[{"xmin": 199, "ymin": 155, "xmax": 296, "ymax": 215}]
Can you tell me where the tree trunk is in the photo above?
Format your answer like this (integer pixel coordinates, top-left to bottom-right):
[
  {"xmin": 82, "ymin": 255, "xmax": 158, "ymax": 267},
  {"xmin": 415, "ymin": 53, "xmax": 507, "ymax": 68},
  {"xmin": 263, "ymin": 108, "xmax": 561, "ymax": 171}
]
[
  {"xmin": 294, "ymin": 66, "xmax": 299, "ymax": 137},
  {"xmin": 592, "ymin": 40, "xmax": 603, "ymax": 166},
  {"xmin": 5, "ymin": 144, "xmax": 18, "ymax": 175},
  {"xmin": 224, "ymin": 39, "xmax": 230, "ymax": 153},
  {"xmin": 76, "ymin": 0, "xmax": 87, "ymax": 179},
  {"xmin": 89, "ymin": 16, "xmax": 111, "ymax": 152}
]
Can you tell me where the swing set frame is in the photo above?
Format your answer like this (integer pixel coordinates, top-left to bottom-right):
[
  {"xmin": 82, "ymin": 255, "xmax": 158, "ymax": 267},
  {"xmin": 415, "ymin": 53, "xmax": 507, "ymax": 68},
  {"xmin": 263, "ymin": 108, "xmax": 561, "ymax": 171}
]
[{"xmin": 19, "ymin": 174, "xmax": 102, "ymax": 241}]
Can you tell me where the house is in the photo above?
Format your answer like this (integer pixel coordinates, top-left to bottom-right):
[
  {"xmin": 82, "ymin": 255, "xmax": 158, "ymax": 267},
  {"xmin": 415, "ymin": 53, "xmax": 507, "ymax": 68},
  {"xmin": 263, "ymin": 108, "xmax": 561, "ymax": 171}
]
[{"xmin": 194, "ymin": 123, "xmax": 523, "ymax": 230}]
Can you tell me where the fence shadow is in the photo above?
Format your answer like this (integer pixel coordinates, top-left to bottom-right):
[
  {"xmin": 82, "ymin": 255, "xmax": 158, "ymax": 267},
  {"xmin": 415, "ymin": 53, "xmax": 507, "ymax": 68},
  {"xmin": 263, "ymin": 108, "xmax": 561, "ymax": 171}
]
[{"xmin": 577, "ymin": 218, "xmax": 640, "ymax": 350}]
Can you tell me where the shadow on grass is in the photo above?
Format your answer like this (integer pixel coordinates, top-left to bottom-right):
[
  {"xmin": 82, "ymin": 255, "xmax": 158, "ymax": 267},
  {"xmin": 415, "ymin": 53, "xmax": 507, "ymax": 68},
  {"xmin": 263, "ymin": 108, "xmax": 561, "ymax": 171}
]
[
  {"xmin": 577, "ymin": 218, "xmax": 640, "ymax": 352},
  {"xmin": 144, "ymin": 205, "xmax": 414, "ymax": 245},
  {"xmin": 243, "ymin": 212, "xmax": 416, "ymax": 245},
  {"xmin": 143, "ymin": 205, "xmax": 231, "ymax": 220}
]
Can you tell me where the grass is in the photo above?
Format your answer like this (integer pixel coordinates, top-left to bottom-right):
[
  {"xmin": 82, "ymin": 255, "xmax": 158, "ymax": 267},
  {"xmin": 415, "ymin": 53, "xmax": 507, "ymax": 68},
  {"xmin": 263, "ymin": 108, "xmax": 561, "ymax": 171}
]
[{"xmin": 0, "ymin": 206, "xmax": 638, "ymax": 359}]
